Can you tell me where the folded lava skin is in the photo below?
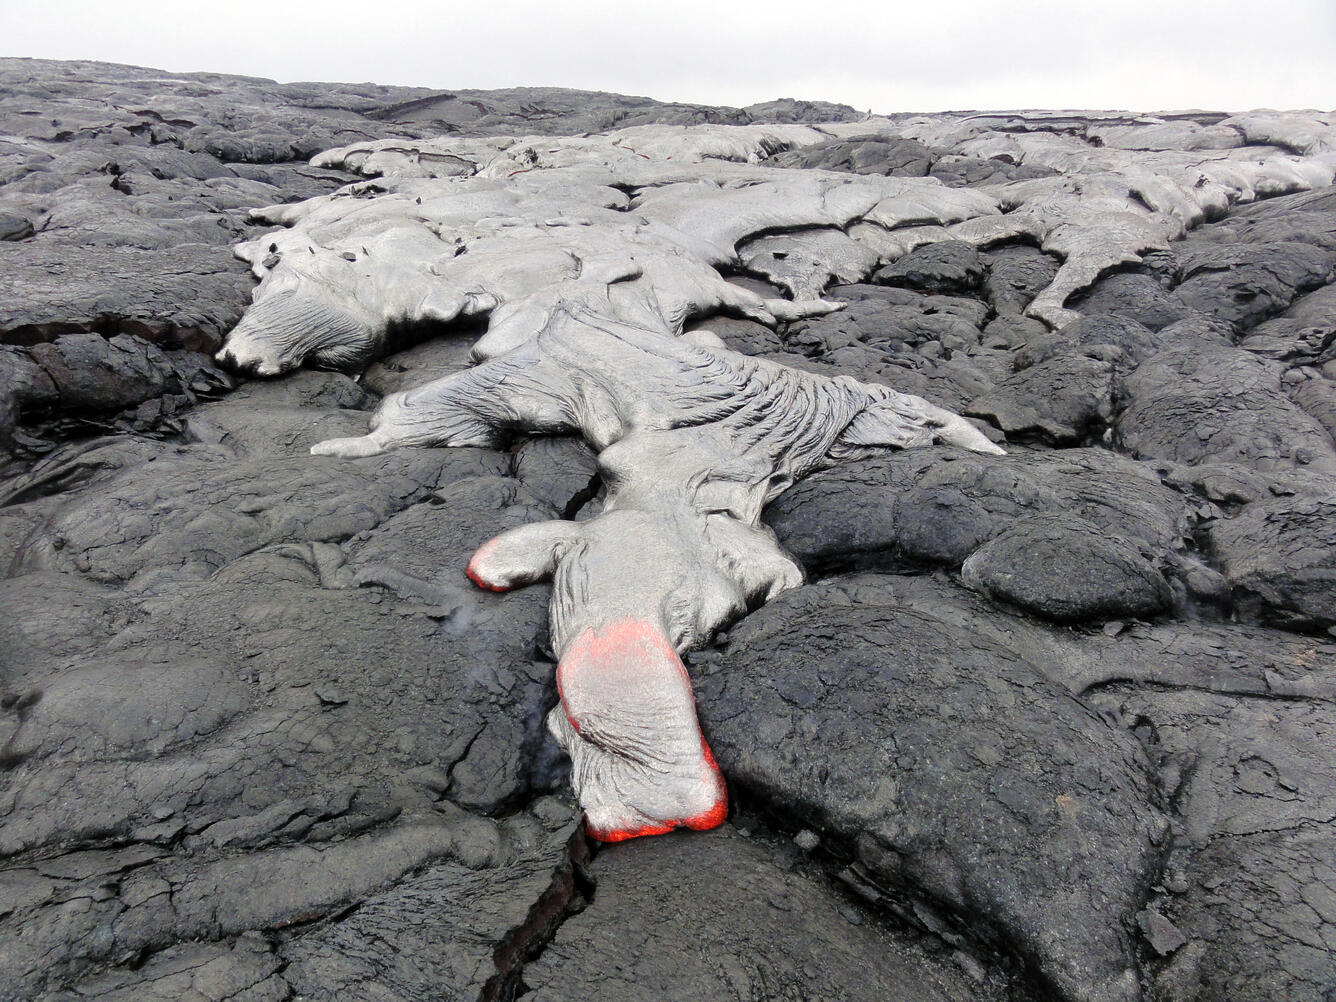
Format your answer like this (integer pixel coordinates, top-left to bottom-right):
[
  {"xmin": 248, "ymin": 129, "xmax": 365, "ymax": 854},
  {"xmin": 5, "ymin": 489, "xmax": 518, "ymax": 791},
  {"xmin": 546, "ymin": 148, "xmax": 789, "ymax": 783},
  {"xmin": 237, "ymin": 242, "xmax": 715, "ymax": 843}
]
[{"xmin": 228, "ymin": 126, "xmax": 1009, "ymax": 842}]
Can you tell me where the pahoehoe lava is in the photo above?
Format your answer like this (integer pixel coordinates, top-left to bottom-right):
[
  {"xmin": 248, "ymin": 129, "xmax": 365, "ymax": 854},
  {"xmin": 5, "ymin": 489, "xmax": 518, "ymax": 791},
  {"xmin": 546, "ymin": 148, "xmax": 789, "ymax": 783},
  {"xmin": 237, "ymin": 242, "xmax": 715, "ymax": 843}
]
[{"xmin": 2, "ymin": 57, "xmax": 1336, "ymax": 1002}]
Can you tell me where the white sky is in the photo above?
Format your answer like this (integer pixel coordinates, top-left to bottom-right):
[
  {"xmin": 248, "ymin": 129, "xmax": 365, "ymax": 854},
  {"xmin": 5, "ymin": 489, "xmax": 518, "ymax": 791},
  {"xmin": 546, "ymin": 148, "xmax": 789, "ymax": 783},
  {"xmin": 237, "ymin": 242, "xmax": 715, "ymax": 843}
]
[{"xmin": 1, "ymin": 0, "xmax": 1332, "ymax": 114}]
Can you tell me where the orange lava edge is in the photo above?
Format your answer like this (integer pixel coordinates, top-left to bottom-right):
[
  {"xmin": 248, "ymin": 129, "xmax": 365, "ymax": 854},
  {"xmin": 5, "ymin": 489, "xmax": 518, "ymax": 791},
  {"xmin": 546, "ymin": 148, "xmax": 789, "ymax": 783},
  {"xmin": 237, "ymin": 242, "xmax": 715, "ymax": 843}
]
[
  {"xmin": 465, "ymin": 562, "xmax": 510, "ymax": 592},
  {"xmin": 465, "ymin": 541, "xmax": 511, "ymax": 592},
  {"xmin": 585, "ymin": 777, "xmax": 728, "ymax": 843},
  {"xmin": 557, "ymin": 619, "xmax": 731, "ymax": 843}
]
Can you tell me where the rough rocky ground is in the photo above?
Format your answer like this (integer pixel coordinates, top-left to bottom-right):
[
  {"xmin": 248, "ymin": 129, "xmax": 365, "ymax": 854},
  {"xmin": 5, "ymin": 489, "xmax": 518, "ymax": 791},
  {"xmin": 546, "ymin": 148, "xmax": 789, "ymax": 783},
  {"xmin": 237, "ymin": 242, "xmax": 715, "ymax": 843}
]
[{"xmin": 2, "ymin": 59, "xmax": 1335, "ymax": 1002}]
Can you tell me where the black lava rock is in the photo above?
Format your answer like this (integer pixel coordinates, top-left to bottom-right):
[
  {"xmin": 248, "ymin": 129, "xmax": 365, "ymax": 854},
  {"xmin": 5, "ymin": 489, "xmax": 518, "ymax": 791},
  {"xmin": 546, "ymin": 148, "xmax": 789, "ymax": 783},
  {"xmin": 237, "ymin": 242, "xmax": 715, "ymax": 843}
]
[{"xmin": 875, "ymin": 240, "xmax": 988, "ymax": 294}]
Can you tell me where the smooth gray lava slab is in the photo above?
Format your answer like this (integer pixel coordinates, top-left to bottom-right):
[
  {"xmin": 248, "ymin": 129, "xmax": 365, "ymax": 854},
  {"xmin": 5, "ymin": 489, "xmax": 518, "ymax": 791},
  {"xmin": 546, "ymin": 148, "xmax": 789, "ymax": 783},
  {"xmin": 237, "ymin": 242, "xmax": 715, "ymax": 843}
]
[
  {"xmin": 764, "ymin": 446, "xmax": 1187, "ymax": 577},
  {"xmin": 1084, "ymin": 685, "xmax": 1336, "ymax": 1002},
  {"xmin": 22, "ymin": 805, "xmax": 582, "ymax": 1002},
  {"xmin": 523, "ymin": 824, "xmax": 1018, "ymax": 1002},
  {"xmin": 1205, "ymin": 487, "xmax": 1336, "ymax": 631},
  {"xmin": 962, "ymin": 511, "xmax": 1173, "ymax": 622},
  {"xmin": 693, "ymin": 588, "xmax": 1167, "ymax": 1002},
  {"xmin": 1117, "ymin": 344, "xmax": 1336, "ymax": 474}
]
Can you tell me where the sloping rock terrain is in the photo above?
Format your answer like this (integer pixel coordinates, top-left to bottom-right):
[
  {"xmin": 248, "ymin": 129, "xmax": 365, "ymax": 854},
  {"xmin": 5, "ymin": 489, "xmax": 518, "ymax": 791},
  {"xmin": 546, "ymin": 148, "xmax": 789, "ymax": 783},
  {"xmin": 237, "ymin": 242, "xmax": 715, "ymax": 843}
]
[{"xmin": 3, "ymin": 59, "xmax": 1336, "ymax": 1002}]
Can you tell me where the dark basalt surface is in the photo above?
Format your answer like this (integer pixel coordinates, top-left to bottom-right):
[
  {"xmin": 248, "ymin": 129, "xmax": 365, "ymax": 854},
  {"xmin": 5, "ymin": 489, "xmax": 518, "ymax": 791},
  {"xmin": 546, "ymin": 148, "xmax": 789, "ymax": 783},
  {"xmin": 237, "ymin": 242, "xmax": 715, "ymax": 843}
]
[
  {"xmin": 693, "ymin": 592, "xmax": 1165, "ymax": 1002},
  {"xmin": 522, "ymin": 825, "xmax": 1015, "ymax": 1001},
  {"xmin": 3, "ymin": 59, "xmax": 1336, "ymax": 1002},
  {"xmin": 763, "ymin": 132, "xmax": 1060, "ymax": 187}
]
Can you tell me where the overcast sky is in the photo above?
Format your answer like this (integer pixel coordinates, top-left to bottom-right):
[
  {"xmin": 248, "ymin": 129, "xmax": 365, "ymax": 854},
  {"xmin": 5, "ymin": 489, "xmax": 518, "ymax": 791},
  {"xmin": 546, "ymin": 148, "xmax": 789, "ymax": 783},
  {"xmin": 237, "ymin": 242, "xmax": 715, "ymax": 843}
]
[{"xmin": 2, "ymin": 0, "xmax": 1332, "ymax": 113}]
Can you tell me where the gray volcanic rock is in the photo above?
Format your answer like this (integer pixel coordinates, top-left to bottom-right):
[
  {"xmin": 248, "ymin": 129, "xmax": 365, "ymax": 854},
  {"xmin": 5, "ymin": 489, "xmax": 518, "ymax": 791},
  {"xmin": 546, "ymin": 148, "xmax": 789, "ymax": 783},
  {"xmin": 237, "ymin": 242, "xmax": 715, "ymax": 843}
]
[
  {"xmin": 1154, "ymin": 829, "xmax": 1336, "ymax": 1002},
  {"xmin": 1202, "ymin": 184, "xmax": 1336, "ymax": 248},
  {"xmin": 1085, "ymin": 683, "xmax": 1336, "ymax": 1002},
  {"xmin": 0, "ymin": 210, "xmax": 32, "ymax": 241},
  {"xmin": 738, "ymin": 97, "xmax": 861, "ymax": 124},
  {"xmin": 0, "ymin": 443, "xmax": 581, "ymax": 1000},
  {"xmin": 1, "ymin": 58, "xmax": 842, "ymax": 160},
  {"xmin": 6, "ymin": 57, "xmax": 1336, "ymax": 1002},
  {"xmin": 512, "ymin": 436, "xmax": 600, "ymax": 517},
  {"xmin": 1048, "ymin": 315, "xmax": 1178, "ymax": 366},
  {"xmin": 875, "ymin": 240, "xmax": 987, "ymax": 294},
  {"xmin": 523, "ymin": 825, "xmax": 1016, "ymax": 1001},
  {"xmin": 765, "ymin": 134, "xmax": 936, "ymax": 175},
  {"xmin": 0, "ymin": 331, "xmax": 234, "ymax": 454},
  {"xmin": 1068, "ymin": 272, "xmax": 1195, "ymax": 331},
  {"xmin": 764, "ymin": 446, "xmax": 1187, "ymax": 575},
  {"xmin": 183, "ymin": 371, "xmax": 377, "ymax": 458},
  {"xmin": 368, "ymin": 87, "xmax": 856, "ymax": 137},
  {"xmin": 11, "ymin": 445, "xmax": 503, "ymax": 590},
  {"xmin": 1293, "ymin": 377, "xmax": 1336, "ymax": 443},
  {"xmin": 763, "ymin": 133, "xmax": 1060, "ymax": 188},
  {"xmin": 968, "ymin": 350, "xmax": 1118, "ymax": 442},
  {"xmin": 0, "ymin": 243, "xmax": 258, "ymax": 349},
  {"xmin": 783, "ymin": 284, "xmax": 995, "ymax": 411},
  {"xmin": 686, "ymin": 314, "xmax": 786, "ymax": 356},
  {"xmin": 276, "ymin": 807, "xmax": 583, "ymax": 1001},
  {"xmin": 1116, "ymin": 344, "xmax": 1336, "ymax": 474},
  {"xmin": 1068, "ymin": 183, "xmax": 1336, "ymax": 342},
  {"xmin": 1172, "ymin": 241, "xmax": 1335, "ymax": 330},
  {"xmin": 961, "ymin": 512, "xmax": 1173, "ymax": 622},
  {"xmin": 1241, "ymin": 282, "xmax": 1336, "ymax": 367},
  {"xmin": 1, "ymin": 520, "xmax": 558, "ymax": 845},
  {"xmin": 929, "ymin": 153, "xmax": 1060, "ymax": 187},
  {"xmin": 361, "ymin": 334, "xmax": 478, "ymax": 397},
  {"xmin": 22, "ymin": 332, "xmax": 227, "ymax": 413},
  {"xmin": 0, "ymin": 436, "xmax": 187, "ymax": 514},
  {"xmin": 694, "ymin": 590, "xmax": 1165, "ymax": 1002},
  {"xmin": 983, "ymin": 243, "xmax": 1061, "ymax": 315},
  {"xmin": 0, "ymin": 569, "xmax": 132, "ymax": 674},
  {"xmin": 1206, "ymin": 488, "xmax": 1336, "ymax": 631},
  {"xmin": 11, "ymin": 805, "xmax": 584, "ymax": 1002},
  {"xmin": 775, "ymin": 570, "xmax": 1333, "ymax": 699},
  {"xmin": 709, "ymin": 570, "xmax": 1336, "ymax": 1001}
]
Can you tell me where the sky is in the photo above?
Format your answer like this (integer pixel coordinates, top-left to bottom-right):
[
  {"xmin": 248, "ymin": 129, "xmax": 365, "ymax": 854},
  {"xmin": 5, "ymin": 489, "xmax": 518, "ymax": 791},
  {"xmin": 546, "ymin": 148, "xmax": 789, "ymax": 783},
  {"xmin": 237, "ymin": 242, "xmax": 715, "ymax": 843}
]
[{"xmin": 1, "ymin": 0, "xmax": 1332, "ymax": 114}]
